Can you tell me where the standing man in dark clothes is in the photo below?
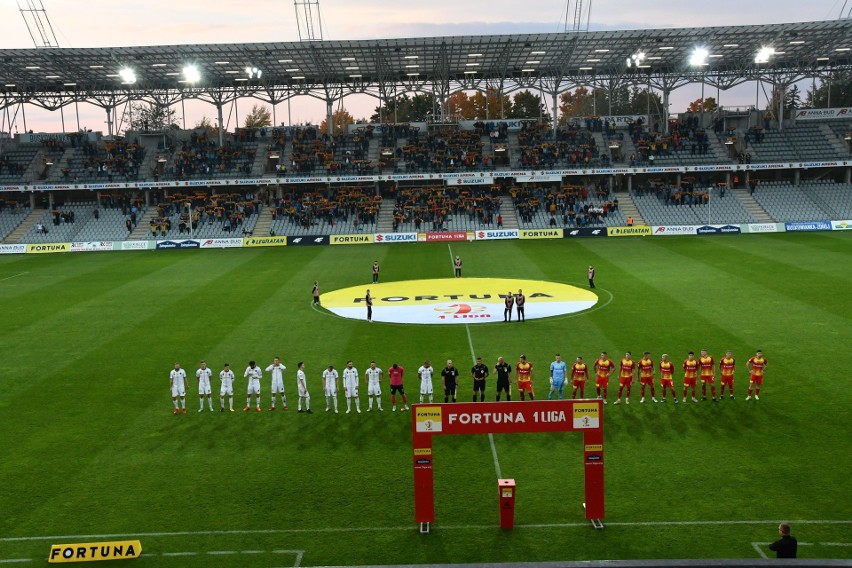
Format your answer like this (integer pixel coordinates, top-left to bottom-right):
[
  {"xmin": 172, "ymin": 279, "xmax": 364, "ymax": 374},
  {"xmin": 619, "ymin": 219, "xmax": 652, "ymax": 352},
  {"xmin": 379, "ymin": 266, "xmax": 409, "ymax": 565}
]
[
  {"xmin": 503, "ymin": 291, "xmax": 514, "ymax": 322},
  {"xmin": 312, "ymin": 281, "xmax": 320, "ymax": 305},
  {"xmin": 471, "ymin": 356, "xmax": 489, "ymax": 402},
  {"xmin": 494, "ymin": 357, "xmax": 512, "ymax": 401},
  {"xmin": 588, "ymin": 265, "xmax": 596, "ymax": 289},
  {"xmin": 769, "ymin": 524, "xmax": 797, "ymax": 558},
  {"xmin": 365, "ymin": 289, "xmax": 373, "ymax": 322},
  {"xmin": 516, "ymin": 289, "xmax": 526, "ymax": 322},
  {"xmin": 454, "ymin": 256, "xmax": 462, "ymax": 278},
  {"xmin": 372, "ymin": 260, "xmax": 380, "ymax": 283},
  {"xmin": 441, "ymin": 359, "xmax": 459, "ymax": 403}
]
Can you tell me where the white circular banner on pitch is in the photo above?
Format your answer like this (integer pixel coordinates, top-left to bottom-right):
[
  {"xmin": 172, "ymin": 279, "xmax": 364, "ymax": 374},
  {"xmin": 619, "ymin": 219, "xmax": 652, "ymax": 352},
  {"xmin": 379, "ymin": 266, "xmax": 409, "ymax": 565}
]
[{"xmin": 320, "ymin": 278, "xmax": 598, "ymax": 325}]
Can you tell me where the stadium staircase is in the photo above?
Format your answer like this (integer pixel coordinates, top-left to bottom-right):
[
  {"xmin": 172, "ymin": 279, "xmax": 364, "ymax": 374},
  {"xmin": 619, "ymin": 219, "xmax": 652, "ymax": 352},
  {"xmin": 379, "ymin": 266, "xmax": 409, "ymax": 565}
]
[
  {"xmin": 249, "ymin": 146, "xmax": 266, "ymax": 177},
  {"xmin": 2, "ymin": 208, "xmax": 43, "ymax": 243},
  {"xmin": 128, "ymin": 209, "xmax": 157, "ymax": 240},
  {"xmin": 613, "ymin": 192, "xmax": 645, "ymax": 226},
  {"xmin": 375, "ymin": 198, "xmax": 396, "ymax": 233},
  {"xmin": 817, "ymin": 123, "xmax": 850, "ymax": 156},
  {"xmin": 253, "ymin": 207, "xmax": 274, "ymax": 236},
  {"xmin": 732, "ymin": 190, "xmax": 774, "ymax": 222},
  {"xmin": 138, "ymin": 138, "xmax": 165, "ymax": 179},
  {"xmin": 497, "ymin": 202, "xmax": 520, "ymax": 229},
  {"xmin": 44, "ymin": 147, "xmax": 74, "ymax": 182}
]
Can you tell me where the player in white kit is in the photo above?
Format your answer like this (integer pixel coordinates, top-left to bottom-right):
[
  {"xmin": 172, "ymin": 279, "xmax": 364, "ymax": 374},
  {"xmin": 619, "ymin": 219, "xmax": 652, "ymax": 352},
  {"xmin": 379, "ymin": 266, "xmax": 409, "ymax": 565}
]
[
  {"xmin": 418, "ymin": 360, "xmax": 435, "ymax": 403},
  {"xmin": 243, "ymin": 360, "xmax": 262, "ymax": 412},
  {"xmin": 343, "ymin": 360, "xmax": 361, "ymax": 414},
  {"xmin": 296, "ymin": 361, "xmax": 312, "ymax": 413},
  {"xmin": 323, "ymin": 364, "xmax": 339, "ymax": 413},
  {"xmin": 170, "ymin": 362, "xmax": 187, "ymax": 414},
  {"xmin": 266, "ymin": 357, "xmax": 288, "ymax": 411},
  {"xmin": 219, "ymin": 363, "xmax": 235, "ymax": 412},
  {"xmin": 196, "ymin": 360, "xmax": 214, "ymax": 412},
  {"xmin": 365, "ymin": 361, "xmax": 383, "ymax": 412}
]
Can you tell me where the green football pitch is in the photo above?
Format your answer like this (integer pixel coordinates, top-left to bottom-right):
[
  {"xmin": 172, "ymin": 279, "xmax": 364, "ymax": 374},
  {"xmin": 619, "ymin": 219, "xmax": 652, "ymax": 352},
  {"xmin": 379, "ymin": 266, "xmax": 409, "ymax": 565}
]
[{"xmin": 0, "ymin": 233, "xmax": 850, "ymax": 566}]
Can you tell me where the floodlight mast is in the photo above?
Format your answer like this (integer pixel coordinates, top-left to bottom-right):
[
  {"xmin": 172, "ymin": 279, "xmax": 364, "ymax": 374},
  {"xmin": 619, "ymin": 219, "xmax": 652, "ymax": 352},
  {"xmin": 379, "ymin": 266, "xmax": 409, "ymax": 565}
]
[
  {"xmin": 294, "ymin": 0, "xmax": 324, "ymax": 41},
  {"xmin": 563, "ymin": 0, "xmax": 592, "ymax": 33},
  {"xmin": 17, "ymin": 0, "xmax": 60, "ymax": 48}
]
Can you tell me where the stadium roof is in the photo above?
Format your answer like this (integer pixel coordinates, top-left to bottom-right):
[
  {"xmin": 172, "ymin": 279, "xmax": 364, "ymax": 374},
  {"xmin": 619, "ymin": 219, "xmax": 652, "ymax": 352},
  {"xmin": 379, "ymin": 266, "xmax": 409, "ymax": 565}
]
[{"xmin": 1, "ymin": 19, "xmax": 851, "ymax": 108}]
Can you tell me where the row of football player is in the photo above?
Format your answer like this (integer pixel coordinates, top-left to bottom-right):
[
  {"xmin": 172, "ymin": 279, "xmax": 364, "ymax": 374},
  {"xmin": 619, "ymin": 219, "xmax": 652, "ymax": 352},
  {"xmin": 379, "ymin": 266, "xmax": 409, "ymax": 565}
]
[
  {"xmin": 557, "ymin": 349, "xmax": 769, "ymax": 405},
  {"xmin": 169, "ymin": 357, "xmax": 417, "ymax": 414},
  {"xmin": 167, "ymin": 349, "xmax": 769, "ymax": 413}
]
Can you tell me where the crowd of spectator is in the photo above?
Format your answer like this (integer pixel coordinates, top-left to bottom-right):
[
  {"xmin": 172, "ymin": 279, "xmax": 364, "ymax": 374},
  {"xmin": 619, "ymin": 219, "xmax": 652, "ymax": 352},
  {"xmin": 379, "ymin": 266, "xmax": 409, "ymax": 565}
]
[
  {"xmin": 271, "ymin": 187, "xmax": 379, "ymax": 231},
  {"xmin": 517, "ymin": 122, "xmax": 607, "ymax": 168},
  {"xmin": 397, "ymin": 127, "xmax": 490, "ymax": 172},
  {"xmin": 390, "ymin": 186, "xmax": 502, "ymax": 230},
  {"xmin": 55, "ymin": 137, "xmax": 145, "ymax": 181},
  {"xmin": 512, "ymin": 182, "xmax": 617, "ymax": 227},
  {"xmin": 634, "ymin": 179, "xmax": 710, "ymax": 205},
  {"xmin": 169, "ymin": 131, "xmax": 256, "ymax": 178},
  {"xmin": 289, "ymin": 128, "xmax": 375, "ymax": 175},
  {"xmin": 148, "ymin": 191, "xmax": 263, "ymax": 236},
  {"xmin": 0, "ymin": 155, "xmax": 28, "ymax": 177}
]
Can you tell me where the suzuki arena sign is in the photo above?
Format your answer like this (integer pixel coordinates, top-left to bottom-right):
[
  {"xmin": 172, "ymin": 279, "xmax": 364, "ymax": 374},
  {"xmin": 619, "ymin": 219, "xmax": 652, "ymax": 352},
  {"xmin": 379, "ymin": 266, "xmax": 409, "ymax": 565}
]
[{"xmin": 320, "ymin": 278, "xmax": 598, "ymax": 324}]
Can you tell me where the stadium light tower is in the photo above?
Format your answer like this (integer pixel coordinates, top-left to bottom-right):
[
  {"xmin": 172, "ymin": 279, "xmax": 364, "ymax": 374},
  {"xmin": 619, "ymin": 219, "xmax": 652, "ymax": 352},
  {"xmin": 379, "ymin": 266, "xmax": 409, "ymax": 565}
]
[
  {"xmin": 17, "ymin": 0, "xmax": 60, "ymax": 48},
  {"xmin": 563, "ymin": 0, "xmax": 592, "ymax": 33},
  {"xmin": 294, "ymin": 0, "xmax": 324, "ymax": 41}
]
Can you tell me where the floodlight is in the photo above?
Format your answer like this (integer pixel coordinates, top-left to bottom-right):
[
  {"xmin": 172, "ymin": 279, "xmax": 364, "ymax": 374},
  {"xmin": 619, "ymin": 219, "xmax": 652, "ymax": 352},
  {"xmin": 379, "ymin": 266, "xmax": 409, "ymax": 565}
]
[
  {"xmin": 754, "ymin": 47, "xmax": 775, "ymax": 64},
  {"xmin": 689, "ymin": 48, "xmax": 709, "ymax": 67},
  {"xmin": 182, "ymin": 65, "xmax": 201, "ymax": 83},
  {"xmin": 119, "ymin": 67, "xmax": 136, "ymax": 84}
]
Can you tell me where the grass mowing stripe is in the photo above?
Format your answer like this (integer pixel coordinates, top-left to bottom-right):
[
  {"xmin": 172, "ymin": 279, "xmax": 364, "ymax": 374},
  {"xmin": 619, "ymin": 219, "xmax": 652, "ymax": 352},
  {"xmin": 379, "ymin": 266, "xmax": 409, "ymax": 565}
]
[
  {"xmin": 448, "ymin": 242, "xmax": 503, "ymax": 479},
  {"xmin": 1, "ymin": 237, "xmax": 850, "ymax": 563}
]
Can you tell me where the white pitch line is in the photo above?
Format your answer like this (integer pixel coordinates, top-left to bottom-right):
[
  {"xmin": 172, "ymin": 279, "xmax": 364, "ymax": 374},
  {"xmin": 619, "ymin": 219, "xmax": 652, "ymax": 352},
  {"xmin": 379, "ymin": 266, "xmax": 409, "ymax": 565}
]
[
  {"xmin": 751, "ymin": 542, "xmax": 768, "ymax": 559},
  {"xmin": 162, "ymin": 552, "xmax": 198, "ymax": 556},
  {"xmin": 0, "ymin": 272, "xmax": 28, "ymax": 282},
  {"xmin": 0, "ymin": 560, "xmax": 32, "ymax": 565},
  {"xmin": 448, "ymin": 243, "xmax": 503, "ymax": 480},
  {"xmin": 1, "ymin": 520, "xmax": 850, "ymax": 543}
]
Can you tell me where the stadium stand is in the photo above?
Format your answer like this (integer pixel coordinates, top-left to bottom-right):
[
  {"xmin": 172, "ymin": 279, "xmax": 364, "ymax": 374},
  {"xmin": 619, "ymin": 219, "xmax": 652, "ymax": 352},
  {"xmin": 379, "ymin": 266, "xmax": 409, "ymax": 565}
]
[
  {"xmin": 516, "ymin": 122, "xmax": 608, "ymax": 169},
  {"xmin": 268, "ymin": 187, "xmax": 379, "ymax": 236},
  {"xmin": 632, "ymin": 182, "xmax": 757, "ymax": 225},
  {"xmin": 0, "ymin": 145, "xmax": 40, "ymax": 183},
  {"xmin": 0, "ymin": 199, "xmax": 31, "ymax": 241},
  {"xmin": 143, "ymin": 191, "xmax": 262, "ymax": 239},
  {"xmin": 387, "ymin": 186, "xmax": 501, "ymax": 232},
  {"xmin": 513, "ymin": 183, "xmax": 626, "ymax": 228},
  {"xmin": 751, "ymin": 181, "xmax": 838, "ymax": 221}
]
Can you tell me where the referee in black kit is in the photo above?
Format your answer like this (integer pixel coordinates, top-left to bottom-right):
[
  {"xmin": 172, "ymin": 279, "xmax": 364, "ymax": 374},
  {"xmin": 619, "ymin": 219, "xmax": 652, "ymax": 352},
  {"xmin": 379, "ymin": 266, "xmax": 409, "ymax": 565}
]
[
  {"xmin": 441, "ymin": 359, "xmax": 459, "ymax": 403},
  {"xmin": 471, "ymin": 356, "xmax": 489, "ymax": 402}
]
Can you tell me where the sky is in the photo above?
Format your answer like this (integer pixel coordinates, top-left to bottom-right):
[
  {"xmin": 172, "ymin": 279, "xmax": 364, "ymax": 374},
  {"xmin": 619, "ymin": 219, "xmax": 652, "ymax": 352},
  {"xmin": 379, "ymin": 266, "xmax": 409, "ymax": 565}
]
[{"xmin": 0, "ymin": 0, "xmax": 844, "ymax": 134}]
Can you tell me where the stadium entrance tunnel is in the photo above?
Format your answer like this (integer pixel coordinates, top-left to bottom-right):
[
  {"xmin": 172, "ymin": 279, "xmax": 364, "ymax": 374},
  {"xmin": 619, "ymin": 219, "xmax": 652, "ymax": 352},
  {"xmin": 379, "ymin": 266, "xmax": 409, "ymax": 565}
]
[{"xmin": 321, "ymin": 278, "xmax": 598, "ymax": 324}]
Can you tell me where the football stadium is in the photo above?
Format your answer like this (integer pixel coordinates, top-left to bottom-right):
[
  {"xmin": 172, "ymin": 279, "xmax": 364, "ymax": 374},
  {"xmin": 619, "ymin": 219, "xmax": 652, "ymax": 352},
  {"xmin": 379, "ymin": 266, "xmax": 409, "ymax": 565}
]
[{"xmin": 0, "ymin": 2, "xmax": 850, "ymax": 566}]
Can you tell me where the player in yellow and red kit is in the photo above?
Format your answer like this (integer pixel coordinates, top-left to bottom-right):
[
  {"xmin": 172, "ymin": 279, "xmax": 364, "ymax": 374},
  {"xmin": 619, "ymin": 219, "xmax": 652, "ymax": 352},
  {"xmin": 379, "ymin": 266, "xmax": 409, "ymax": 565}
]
[
  {"xmin": 659, "ymin": 354, "xmax": 678, "ymax": 403},
  {"xmin": 682, "ymin": 351, "xmax": 699, "ymax": 403},
  {"xmin": 515, "ymin": 355, "xmax": 535, "ymax": 401},
  {"xmin": 593, "ymin": 352, "xmax": 614, "ymax": 405},
  {"xmin": 746, "ymin": 350, "xmax": 768, "ymax": 401},
  {"xmin": 638, "ymin": 351, "xmax": 657, "ymax": 403},
  {"xmin": 571, "ymin": 356, "xmax": 589, "ymax": 399},
  {"xmin": 699, "ymin": 349, "xmax": 717, "ymax": 402},
  {"xmin": 719, "ymin": 350, "xmax": 736, "ymax": 400},
  {"xmin": 614, "ymin": 352, "xmax": 636, "ymax": 405}
]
